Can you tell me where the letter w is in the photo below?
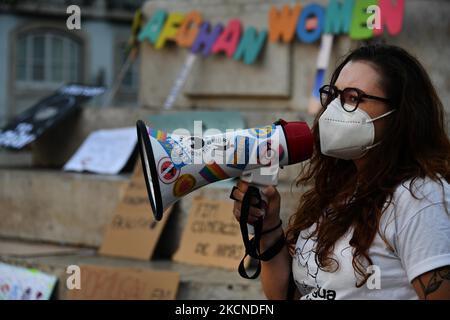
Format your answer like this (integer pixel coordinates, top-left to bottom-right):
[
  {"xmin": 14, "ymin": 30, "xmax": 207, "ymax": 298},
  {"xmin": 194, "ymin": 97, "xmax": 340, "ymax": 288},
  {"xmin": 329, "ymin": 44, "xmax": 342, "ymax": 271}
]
[{"xmin": 268, "ymin": 4, "xmax": 301, "ymax": 43}]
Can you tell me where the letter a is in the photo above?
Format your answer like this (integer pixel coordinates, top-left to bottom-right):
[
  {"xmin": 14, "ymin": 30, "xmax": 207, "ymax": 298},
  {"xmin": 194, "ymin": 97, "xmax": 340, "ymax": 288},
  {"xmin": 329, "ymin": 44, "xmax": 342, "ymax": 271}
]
[
  {"xmin": 366, "ymin": 5, "xmax": 381, "ymax": 30},
  {"xmin": 366, "ymin": 265, "xmax": 381, "ymax": 290},
  {"xmin": 66, "ymin": 5, "xmax": 81, "ymax": 30},
  {"xmin": 66, "ymin": 265, "xmax": 81, "ymax": 290}
]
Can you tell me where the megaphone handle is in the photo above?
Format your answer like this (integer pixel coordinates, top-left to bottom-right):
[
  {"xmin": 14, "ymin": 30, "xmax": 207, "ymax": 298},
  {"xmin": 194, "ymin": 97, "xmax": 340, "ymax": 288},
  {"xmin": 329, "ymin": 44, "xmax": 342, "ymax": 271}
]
[{"xmin": 247, "ymin": 184, "xmax": 268, "ymax": 235}]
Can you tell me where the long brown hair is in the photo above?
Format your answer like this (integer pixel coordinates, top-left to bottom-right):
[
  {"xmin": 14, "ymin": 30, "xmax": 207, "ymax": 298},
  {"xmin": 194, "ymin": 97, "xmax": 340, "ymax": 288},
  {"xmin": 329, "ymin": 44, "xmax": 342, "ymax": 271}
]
[{"xmin": 286, "ymin": 44, "xmax": 450, "ymax": 286}]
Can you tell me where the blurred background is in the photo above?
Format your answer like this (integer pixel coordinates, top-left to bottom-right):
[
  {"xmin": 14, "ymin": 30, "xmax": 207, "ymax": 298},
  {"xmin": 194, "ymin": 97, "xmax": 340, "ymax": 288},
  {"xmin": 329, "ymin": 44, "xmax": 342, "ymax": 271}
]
[{"xmin": 0, "ymin": 0, "xmax": 449, "ymax": 300}]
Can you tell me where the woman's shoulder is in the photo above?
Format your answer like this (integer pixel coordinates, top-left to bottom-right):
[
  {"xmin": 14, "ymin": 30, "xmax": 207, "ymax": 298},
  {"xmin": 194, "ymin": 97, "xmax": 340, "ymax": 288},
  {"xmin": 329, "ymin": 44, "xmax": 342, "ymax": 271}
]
[
  {"xmin": 383, "ymin": 176, "xmax": 450, "ymax": 234},
  {"xmin": 391, "ymin": 176, "xmax": 449, "ymax": 209}
]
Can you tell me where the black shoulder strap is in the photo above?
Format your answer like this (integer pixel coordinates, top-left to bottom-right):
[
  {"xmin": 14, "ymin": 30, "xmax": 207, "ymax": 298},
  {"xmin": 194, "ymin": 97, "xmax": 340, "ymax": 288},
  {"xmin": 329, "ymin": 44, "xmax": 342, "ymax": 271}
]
[{"xmin": 238, "ymin": 185, "xmax": 263, "ymax": 279}]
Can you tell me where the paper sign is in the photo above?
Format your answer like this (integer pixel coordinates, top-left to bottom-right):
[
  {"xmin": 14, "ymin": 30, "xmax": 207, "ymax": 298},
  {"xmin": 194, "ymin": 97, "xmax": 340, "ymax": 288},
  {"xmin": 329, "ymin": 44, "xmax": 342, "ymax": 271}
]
[
  {"xmin": 173, "ymin": 198, "xmax": 246, "ymax": 270},
  {"xmin": 99, "ymin": 162, "xmax": 173, "ymax": 260},
  {"xmin": 66, "ymin": 265, "xmax": 179, "ymax": 300},
  {"xmin": 63, "ymin": 127, "xmax": 137, "ymax": 175},
  {"xmin": 0, "ymin": 262, "xmax": 57, "ymax": 300}
]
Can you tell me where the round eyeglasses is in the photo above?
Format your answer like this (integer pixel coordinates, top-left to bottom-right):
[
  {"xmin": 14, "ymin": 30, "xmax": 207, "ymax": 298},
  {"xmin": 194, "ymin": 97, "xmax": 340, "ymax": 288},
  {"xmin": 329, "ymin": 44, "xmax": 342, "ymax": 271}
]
[{"xmin": 319, "ymin": 85, "xmax": 391, "ymax": 112}]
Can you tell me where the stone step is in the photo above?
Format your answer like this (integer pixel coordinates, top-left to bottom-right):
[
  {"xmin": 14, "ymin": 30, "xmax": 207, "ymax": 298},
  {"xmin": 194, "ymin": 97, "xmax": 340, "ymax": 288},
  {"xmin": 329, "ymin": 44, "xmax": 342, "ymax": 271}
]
[
  {"xmin": 0, "ymin": 168, "xmax": 129, "ymax": 247},
  {"xmin": 0, "ymin": 168, "xmax": 305, "ymax": 248},
  {"xmin": 0, "ymin": 239, "xmax": 265, "ymax": 300},
  {"xmin": 0, "ymin": 168, "xmax": 303, "ymax": 300}
]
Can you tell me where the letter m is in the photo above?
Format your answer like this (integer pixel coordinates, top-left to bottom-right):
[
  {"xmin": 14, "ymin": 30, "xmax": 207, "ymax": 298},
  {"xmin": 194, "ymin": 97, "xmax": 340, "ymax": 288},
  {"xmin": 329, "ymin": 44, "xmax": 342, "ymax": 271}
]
[{"xmin": 325, "ymin": 0, "xmax": 354, "ymax": 34}]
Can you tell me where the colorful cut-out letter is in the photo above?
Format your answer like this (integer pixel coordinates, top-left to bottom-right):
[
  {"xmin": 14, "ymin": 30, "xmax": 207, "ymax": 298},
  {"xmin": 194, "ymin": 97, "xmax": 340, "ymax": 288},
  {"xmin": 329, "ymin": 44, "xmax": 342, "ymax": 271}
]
[
  {"xmin": 191, "ymin": 22, "xmax": 224, "ymax": 57},
  {"xmin": 349, "ymin": 0, "xmax": 377, "ymax": 39},
  {"xmin": 212, "ymin": 19, "xmax": 242, "ymax": 58},
  {"xmin": 373, "ymin": 0, "xmax": 404, "ymax": 36},
  {"xmin": 296, "ymin": 4, "xmax": 325, "ymax": 43},
  {"xmin": 155, "ymin": 12, "xmax": 185, "ymax": 49},
  {"xmin": 325, "ymin": 0, "xmax": 355, "ymax": 34},
  {"xmin": 233, "ymin": 27, "xmax": 267, "ymax": 65},
  {"xmin": 268, "ymin": 4, "xmax": 301, "ymax": 43},
  {"xmin": 176, "ymin": 11, "xmax": 203, "ymax": 48},
  {"xmin": 138, "ymin": 9, "xmax": 167, "ymax": 44}
]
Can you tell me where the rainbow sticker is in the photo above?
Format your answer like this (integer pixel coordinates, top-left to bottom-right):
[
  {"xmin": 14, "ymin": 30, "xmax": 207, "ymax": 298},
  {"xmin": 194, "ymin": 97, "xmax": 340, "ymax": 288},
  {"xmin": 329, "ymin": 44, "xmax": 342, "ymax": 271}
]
[
  {"xmin": 199, "ymin": 162, "xmax": 229, "ymax": 183},
  {"xmin": 248, "ymin": 124, "xmax": 275, "ymax": 138},
  {"xmin": 173, "ymin": 174, "xmax": 196, "ymax": 197},
  {"xmin": 148, "ymin": 128, "xmax": 167, "ymax": 141}
]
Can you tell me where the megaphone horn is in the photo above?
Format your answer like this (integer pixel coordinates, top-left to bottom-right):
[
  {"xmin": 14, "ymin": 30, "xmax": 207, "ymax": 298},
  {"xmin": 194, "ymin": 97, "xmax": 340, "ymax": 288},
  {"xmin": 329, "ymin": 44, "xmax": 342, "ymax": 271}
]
[{"xmin": 136, "ymin": 119, "xmax": 313, "ymax": 221}]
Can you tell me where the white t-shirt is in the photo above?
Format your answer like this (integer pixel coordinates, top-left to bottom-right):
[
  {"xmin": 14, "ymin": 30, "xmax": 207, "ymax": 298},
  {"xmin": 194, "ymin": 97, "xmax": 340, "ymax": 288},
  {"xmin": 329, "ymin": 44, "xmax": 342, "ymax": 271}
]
[{"xmin": 292, "ymin": 177, "xmax": 450, "ymax": 300}]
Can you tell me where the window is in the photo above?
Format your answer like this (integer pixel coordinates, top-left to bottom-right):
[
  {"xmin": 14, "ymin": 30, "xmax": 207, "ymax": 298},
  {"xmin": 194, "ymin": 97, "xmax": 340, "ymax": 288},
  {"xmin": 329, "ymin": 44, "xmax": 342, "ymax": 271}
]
[{"xmin": 16, "ymin": 31, "xmax": 82, "ymax": 85}]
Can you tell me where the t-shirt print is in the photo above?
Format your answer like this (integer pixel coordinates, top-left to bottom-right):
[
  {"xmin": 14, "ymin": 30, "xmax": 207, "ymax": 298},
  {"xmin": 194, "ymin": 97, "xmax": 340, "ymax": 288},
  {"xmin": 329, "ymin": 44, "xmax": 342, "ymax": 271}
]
[{"xmin": 293, "ymin": 234, "xmax": 338, "ymax": 300}]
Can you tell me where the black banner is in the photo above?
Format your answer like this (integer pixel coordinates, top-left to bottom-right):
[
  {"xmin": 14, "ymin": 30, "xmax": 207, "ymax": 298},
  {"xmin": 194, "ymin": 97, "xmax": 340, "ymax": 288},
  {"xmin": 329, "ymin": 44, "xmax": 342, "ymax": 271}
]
[{"xmin": 0, "ymin": 84, "xmax": 105, "ymax": 150}]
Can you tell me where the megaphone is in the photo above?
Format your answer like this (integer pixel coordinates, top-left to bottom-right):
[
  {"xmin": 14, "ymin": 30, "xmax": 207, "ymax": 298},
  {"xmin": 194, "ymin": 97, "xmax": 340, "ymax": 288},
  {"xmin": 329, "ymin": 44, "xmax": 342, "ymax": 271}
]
[{"xmin": 136, "ymin": 118, "xmax": 313, "ymax": 221}]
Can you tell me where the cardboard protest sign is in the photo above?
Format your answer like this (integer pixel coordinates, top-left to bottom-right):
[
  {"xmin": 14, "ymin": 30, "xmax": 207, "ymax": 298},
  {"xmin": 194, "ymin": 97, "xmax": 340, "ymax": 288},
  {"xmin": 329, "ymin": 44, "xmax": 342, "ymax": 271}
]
[
  {"xmin": 63, "ymin": 127, "xmax": 137, "ymax": 175},
  {"xmin": 99, "ymin": 162, "xmax": 173, "ymax": 260},
  {"xmin": 0, "ymin": 262, "xmax": 57, "ymax": 300},
  {"xmin": 66, "ymin": 265, "xmax": 179, "ymax": 300},
  {"xmin": 173, "ymin": 198, "xmax": 247, "ymax": 270},
  {"xmin": 0, "ymin": 84, "xmax": 105, "ymax": 150}
]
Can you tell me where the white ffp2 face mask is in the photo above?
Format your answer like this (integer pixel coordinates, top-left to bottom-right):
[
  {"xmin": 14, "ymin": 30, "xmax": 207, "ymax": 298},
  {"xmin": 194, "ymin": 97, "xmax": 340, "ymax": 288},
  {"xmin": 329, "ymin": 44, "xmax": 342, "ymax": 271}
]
[{"xmin": 318, "ymin": 98, "xmax": 395, "ymax": 160}]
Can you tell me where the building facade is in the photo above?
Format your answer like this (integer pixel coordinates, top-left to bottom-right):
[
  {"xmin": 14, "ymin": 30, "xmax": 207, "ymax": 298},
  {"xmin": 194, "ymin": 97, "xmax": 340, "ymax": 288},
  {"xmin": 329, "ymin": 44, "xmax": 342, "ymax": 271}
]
[{"xmin": 0, "ymin": 0, "xmax": 143, "ymax": 126}]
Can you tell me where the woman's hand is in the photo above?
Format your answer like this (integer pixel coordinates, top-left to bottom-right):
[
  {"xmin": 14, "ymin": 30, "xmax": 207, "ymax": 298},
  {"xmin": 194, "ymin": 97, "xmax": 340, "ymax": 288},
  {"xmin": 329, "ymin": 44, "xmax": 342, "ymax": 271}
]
[
  {"xmin": 231, "ymin": 179, "xmax": 293, "ymax": 300},
  {"xmin": 231, "ymin": 179, "xmax": 281, "ymax": 231}
]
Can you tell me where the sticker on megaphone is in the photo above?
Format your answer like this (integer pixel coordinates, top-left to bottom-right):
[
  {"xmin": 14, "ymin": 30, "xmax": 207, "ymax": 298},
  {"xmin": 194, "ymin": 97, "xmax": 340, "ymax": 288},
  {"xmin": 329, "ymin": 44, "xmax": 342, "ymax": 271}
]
[{"xmin": 136, "ymin": 119, "xmax": 313, "ymax": 221}]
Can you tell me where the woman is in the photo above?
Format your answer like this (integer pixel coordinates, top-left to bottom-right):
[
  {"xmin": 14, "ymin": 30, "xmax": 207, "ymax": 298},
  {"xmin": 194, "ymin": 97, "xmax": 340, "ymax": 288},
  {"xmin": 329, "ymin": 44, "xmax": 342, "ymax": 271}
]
[{"xmin": 231, "ymin": 44, "xmax": 450, "ymax": 300}]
